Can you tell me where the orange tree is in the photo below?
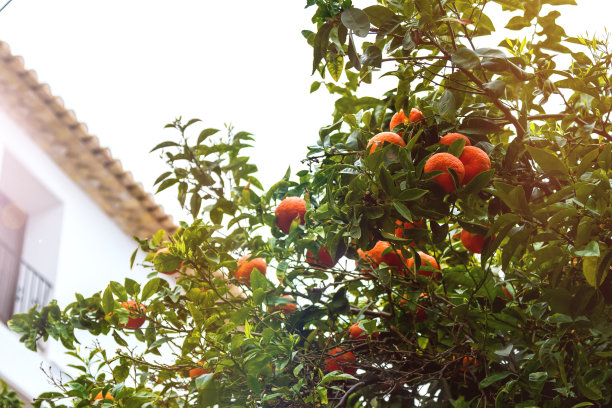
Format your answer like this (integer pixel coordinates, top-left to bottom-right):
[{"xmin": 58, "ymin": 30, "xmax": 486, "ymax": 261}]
[{"xmin": 8, "ymin": 0, "xmax": 612, "ymax": 407}]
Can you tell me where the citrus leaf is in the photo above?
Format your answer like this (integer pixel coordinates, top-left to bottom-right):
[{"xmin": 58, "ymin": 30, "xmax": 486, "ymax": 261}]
[
  {"xmin": 326, "ymin": 52, "xmax": 344, "ymax": 82},
  {"xmin": 341, "ymin": 8, "xmax": 370, "ymax": 38},
  {"xmin": 102, "ymin": 286, "xmax": 114, "ymax": 314},
  {"xmin": 451, "ymin": 48, "xmax": 481, "ymax": 70},
  {"xmin": 479, "ymin": 371, "xmax": 512, "ymax": 388},
  {"xmin": 525, "ymin": 145, "xmax": 569, "ymax": 178}
]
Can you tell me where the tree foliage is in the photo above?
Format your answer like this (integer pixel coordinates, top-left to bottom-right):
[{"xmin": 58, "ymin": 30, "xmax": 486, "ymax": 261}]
[
  {"xmin": 8, "ymin": 0, "xmax": 612, "ymax": 407},
  {"xmin": 0, "ymin": 379, "xmax": 23, "ymax": 408}
]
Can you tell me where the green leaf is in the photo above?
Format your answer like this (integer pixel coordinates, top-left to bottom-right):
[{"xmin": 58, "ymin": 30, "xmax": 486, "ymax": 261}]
[
  {"xmin": 195, "ymin": 373, "xmax": 214, "ymax": 390},
  {"xmin": 525, "ymin": 145, "xmax": 569, "ymax": 178},
  {"xmin": 392, "ymin": 202, "xmax": 413, "ymax": 222},
  {"xmin": 363, "ymin": 5, "xmax": 395, "ymax": 28},
  {"xmin": 398, "ymin": 188, "xmax": 428, "ymax": 201},
  {"xmin": 102, "ymin": 286, "xmax": 114, "ymax": 314},
  {"xmin": 437, "ymin": 89, "xmax": 458, "ymax": 121},
  {"xmin": 313, "ymin": 22, "xmax": 333, "ymax": 74},
  {"xmin": 538, "ymin": 338, "xmax": 558, "ymax": 375},
  {"xmin": 109, "ymin": 281, "xmax": 128, "ymax": 302},
  {"xmin": 153, "ymin": 171, "xmax": 172, "ymax": 186},
  {"xmin": 463, "ymin": 169, "xmax": 493, "ymax": 194},
  {"xmin": 378, "ymin": 166, "xmax": 396, "ymax": 196},
  {"xmin": 341, "ymin": 8, "xmax": 370, "ymax": 37},
  {"xmin": 479, "ymin": 371, "xmax": 512, "ymax": 388},
  {"xmin": 583, "ymin": 256, "xmax": 604, "ymax": 288},
  {"xmin": 326, "ymin": 52, "xmax": 344, "ymax": 82},
  {"xmin": 250, "ymin": 268, "xmax": 268, "ymax": 290},
  {"xmin": 197, "ymin": 128, "xmax": 220, "ymax": 144},
  {"xmin": 156, "ymin": 178, "xmax": 178, "ymax": 193},
  {"xmin": 360, "ymin": 45, "xmax": 382, "ymax": 68},
  {"xmin": 153, "ymin": 251, "xmax": 182, "ymax": 273},
  {"xmin": 505, "ymin": 16, "xmax": 532, "ymax": 30},
  {"xmin": 451, "ymin": 48, "xmax": 481, "ymax": 70},
  {"xmin": 141, "ymin": 278, "xmax": 160, "ymax": 301},
  {"xmin": 347, "ymin": 34, "xmax": 361, "ymax": 70},
  {"xmin": 574, "ymin": 241, "xmax": 600, "ymax": 257},
  {"xmin": 190, "ymin": 193, "xmax": 202, "ymax": 218},
  {"xmin": 150, "ymin": 141, "xmax": 179, "ymax": 152},
  {"xmin": 319, "ymin": 371, "xmax": 357, "ymax": 385},
  {"xmin": 483, "ymin": 80, "xmax": 506, "ymax": 97},
  {"xmin": 112, "ymin": 330, "xmax": 129, "ymax": 347}
]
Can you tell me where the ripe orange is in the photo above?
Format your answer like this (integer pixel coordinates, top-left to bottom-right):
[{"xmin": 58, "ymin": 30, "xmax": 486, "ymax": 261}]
[
  {"xmin": 154, "ymin": 247, "xmax": 184, "ymax": 275},
  {"xmin": 275, "ymin": 197, "xmax": 306, "ymax": 234},
  {"xmin": 460, "ymin": 229, "xmax": 487, "ymax": 254},
  {"xmin": 189, "ymin": 361, "xmax": 211, "ymax": 379},
  {"xmin": 406, "ymin": 252, "xmax": 440, "ymax": 280},
  {"xmin": 409, "ymin": 108, "xmax": 425, "ymax": 123},
  {"xmin": 271, "ymin": 294, "xmax": 298, "ymax": 314},
  {"xmin": 324, "ymin": 347, "xmax": 357, "ymax": 375},
  {"xmin": 93, "ymin": 391, "xmax": 113, "ymax": 401},
  {"xmin": 389, "ymin": 108, "xmax": 424, "ymax": 133},
  {"xmin": 235, "ymin": 254, "xmax": 267, "ymax": 285},
  {"xmin": 423, "ymin": 153, "xmax": 465, "ymax": 192},
  {"xmin": 394, "ymin": 219, "xmax": 423, "ymax": 243},
  {"xmin": 306, "ymin": 245, "xmax": 335, "ymax": 269},
  {"xmin": 389, "ymin": 109, "xmax": 408, "ymax": 132},
  {"xmin": 459, "ymin": 146, "xmax": 491, "ymax": 184},
  {"xmin": 439, "ymin": 132, "xmax": 471, "ymax": 146},
  {"xmin": 366, "ymin": 132, "xmax": 406, "ymax": 154},
  {"xmin": 357, "ymin": 241, "xmax": 406, "ymax": 276},
  {"xmin": 349, "ymin": 322, "xmax": 366, "ymax": 340},
  {"xmin": 119, "ymin": 300, "xmax": 146, "ymax": 329}
]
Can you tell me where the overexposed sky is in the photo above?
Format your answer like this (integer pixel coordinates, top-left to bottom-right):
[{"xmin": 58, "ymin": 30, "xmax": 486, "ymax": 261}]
[{"xmin": 0, "ymin": 0, "xmax": 609, "ymax": 221}]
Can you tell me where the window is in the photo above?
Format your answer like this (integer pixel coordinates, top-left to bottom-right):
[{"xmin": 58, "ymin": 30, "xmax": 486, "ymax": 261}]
[{"xmin": 0, "ymin": 150, "xmax": 61, "ymax": 324}]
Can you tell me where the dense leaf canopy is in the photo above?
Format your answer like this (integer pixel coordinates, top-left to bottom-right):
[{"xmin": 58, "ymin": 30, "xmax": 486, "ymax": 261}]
[{"xmin": 8, "ymin": 0, "xmax": 612, "ymax": 407}]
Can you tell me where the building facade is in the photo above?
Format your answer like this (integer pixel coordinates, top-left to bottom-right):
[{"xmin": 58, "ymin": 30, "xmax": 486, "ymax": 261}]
[{"xmin": 0, "ymin": 41, "xmax": 176, "ymax": 405}]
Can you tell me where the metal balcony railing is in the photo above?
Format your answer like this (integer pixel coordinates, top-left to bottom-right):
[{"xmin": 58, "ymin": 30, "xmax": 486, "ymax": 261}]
[{"xmin": 0, "ymin": 241, "xmax": 52, "ymax": 323}]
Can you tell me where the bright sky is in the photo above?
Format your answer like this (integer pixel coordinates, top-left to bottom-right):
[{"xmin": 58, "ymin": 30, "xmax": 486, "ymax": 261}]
[{"xmin": 0, "ymin": 0, "xmax": 609, "ymax": 222}]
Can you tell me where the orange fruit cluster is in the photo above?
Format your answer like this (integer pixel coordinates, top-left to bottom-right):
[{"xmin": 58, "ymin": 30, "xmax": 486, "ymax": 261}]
[
  {"xmin": 93, "ymin": 391, "xmax": 113, "ymax": 402},
  {"xmin": 389, "ymin": 108, "xmax": 425, "ymax": 134},
  {"xmin": 423, "ymin": 133, "xmax": 491, "ymax": 192}
]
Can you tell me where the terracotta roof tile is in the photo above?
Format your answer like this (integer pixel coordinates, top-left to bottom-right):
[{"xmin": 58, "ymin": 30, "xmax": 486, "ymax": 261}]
[{"xmin": 0, "ymin": 41, "xmax": 177, "ymax": 237}]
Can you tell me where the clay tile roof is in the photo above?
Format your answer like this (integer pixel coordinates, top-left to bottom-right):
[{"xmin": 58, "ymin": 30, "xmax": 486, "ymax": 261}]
[{"xmin": 0, "ymin": 41, "xmax": 177, "ymax": 237}]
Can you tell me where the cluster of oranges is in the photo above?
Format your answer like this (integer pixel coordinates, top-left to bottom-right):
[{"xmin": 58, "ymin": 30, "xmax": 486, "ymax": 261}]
[{"xmin": 424, "ymin": 134, "xmax": 491, "ymax": 193}]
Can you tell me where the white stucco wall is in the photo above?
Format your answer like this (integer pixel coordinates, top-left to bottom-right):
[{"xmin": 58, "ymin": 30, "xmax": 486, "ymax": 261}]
[{"xmin": 0, "ymin": 108, "xmax": 151, "ymax": 402}]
